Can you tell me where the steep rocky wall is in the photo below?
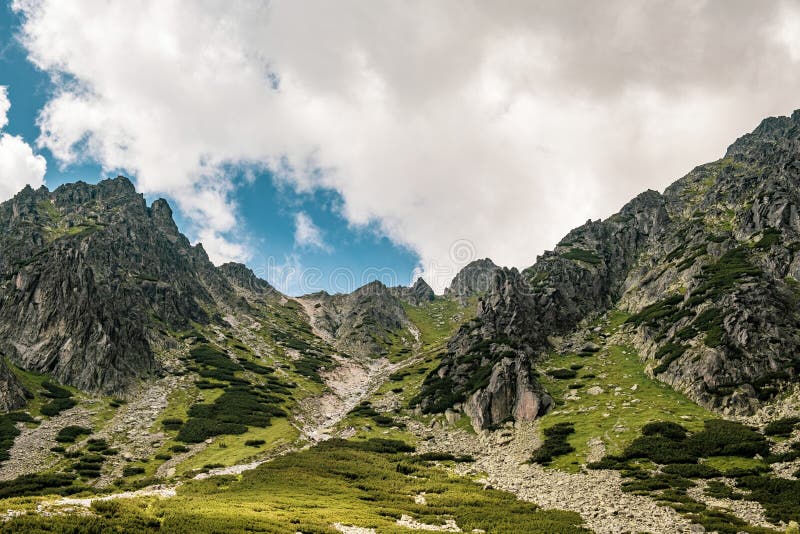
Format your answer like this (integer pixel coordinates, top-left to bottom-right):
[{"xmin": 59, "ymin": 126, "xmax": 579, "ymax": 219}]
[
  {"xmin": 0, "ymin": 177, "xmax": 237, "ymax": 395},
  {"xmin": 619, "ymin": 111, "xmax": 800, "ymax": 415},
  {"xmin": 0, "ymin": 360, "xmax": 27, "ymax": 412}
]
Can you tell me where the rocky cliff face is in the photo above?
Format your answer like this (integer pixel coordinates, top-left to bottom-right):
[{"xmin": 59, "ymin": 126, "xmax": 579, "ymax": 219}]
[
  {"xmin": 299, "ymin": 280, "xmax": 415, "ymax": 358},
  {"xmin": 421, "ymin": 109, "xmax": 800, "ymax": 426},
  {"xmin": 619, "ymin": 110, "xmax": 800, "ymax": 415},
  {"xmin": 0, "ymin": 177, "xmax": 238, "ymax": 396},
  {"xmin": 0, "ymin": 360, "xmax": 27, "ymax": 412},
  {"xmin": 444, "ymin": 258, "xmax": 499, "ymax": 304}
]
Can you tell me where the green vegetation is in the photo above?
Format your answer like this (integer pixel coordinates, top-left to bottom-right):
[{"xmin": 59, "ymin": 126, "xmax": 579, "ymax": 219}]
[
  {"xmin": 55, "ymin": 425, "xmax": 92, "ymax": 443},
  {"xmin": 675, "ymin": 244, "xmax": 707, "ymax": 272},
  {"xmin": 626, "ymin": 294, "xmax": 686, "ymax": 327},
  {"xmin": 547, "ymin": 368, "xmax": 578, "ymax": 379},
  {"xmin": 626, "ymin": 249, "xmax": 761, "ymax": 358},
  {"xmin": 763, "ymin": 417, "xmax": 800, "ymax": 437},
  {"xmin": 176, "ymin": 418, "xmax": 297, "ymax": 474},
  {"xmin": 587, "ymin": 418, "xmax": 800, "ymax": 530},
  {"xmin": 531, "ymin": 423, "xmax": 576, "ymax": 465},
  {"xmin": 39, "ymin": 381, "xmax": 77, "ymax": 417},
  {"xmin": 255, "ymin": 298, "xmax": 337, "ymax": 383},
  {"xmin": 414, "ymin": 370, "xmax": 464, "ymax": 414},
  {"xmin": 413, "ymin": 452, "xmax": 475, "ymax": 463},
  {"xmin": 403, "ymin": 297, "xmax": 471, "ymax": 348},
  {"xmin": 0, "ymin": 413, "xmax": 25, "ymax": 463},
  {"xmin": 687, "ymin": 247, "xmax": 761, "ymax": 306},
  {"xmin": 177, "ymin": 386, "xmax": 286, "ymax": 443},
  {"xmin": 414, "ymin": 336, "xmax": 519, "ymax": 414},
  {"xmin": 754, "ymin": 227, "xmax": 781, "ymax": 250},
  {"xmin": 692, "ymin": 307, "xmax": 726, "ymax": 348},
  {"xmin": 561, "ymin": 248, "xmax": 603, "ymax": 265},
  {"xmin": 0, "ymin": 473, "xmax": 82, "ymax": 500},
  {"xmin": 614, "ymin": 420, "xmax": 769, "ymax": 465},
  {"xmin": 122, "ymin": 466, "xmax": 146, "ymax": 477},
  {"xmin": 161, "ymin": 418, "xmax": 184, "ymax": 431},
  {"xmin": 292, "ymin": 350, "xmax": 334, "ymax": 383},
  {"xmin": 174, "ymin": 341, "xmax": 296, "ymax": 449},
  {"xmin": 45, "ymin": 222, "xmax": 105, "ymax": 242},
  {"xmin": 652, "ymin": 343, "xmax": 689, "ymax": 375},
  {"xmin": 737, "ymin": 476, "xmax": 800, "ymax": 523},
  {"xmin": 661, "ymin": 463, "xmax": 721, "ymax": 479},
  {"xmin": 349, "ymin": 401, "xmax": 404, "ymax": 429},
  {"xmin": 3, "ymin": 438, "xmax": 587, "ymax": 533},
  {"xmin": 538, "ymin": 311, "xmax": 713, "ymax": 471}
]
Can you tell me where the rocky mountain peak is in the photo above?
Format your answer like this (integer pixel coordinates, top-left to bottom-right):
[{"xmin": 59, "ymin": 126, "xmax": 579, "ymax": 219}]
[
  {"xmin": 619, "ymin": 189, "xmax": 664, "ymax": 215},
  {"xmin": 219, "ymin": 262, "xmax": 276, "ymax": 295},
  {"xmin": 300, "ymin": 278, "xmax": 415, "ymax": 358},
  {"xmin": 725, "ymin": 109, "xmax": 800, "ymax": 161},
  {"xmin": 390, "ymin": 277, "xmax": 435, "ymax": 306},
  {"xmin": 354, "ymin": 279, "xmax": 390, "ymax": 296},
  {"xmin": 411, "ymin": 277, "xmax": 435, "ymax": 300},
  {"xmin": 445, "ymin": 258, "xmax": 499, "ymax": 303},
  {"xmin": 0, "ymin": 177, "xmax": 243, "ymax": 395},
  {"xmin": 148, "ymin": 198, "xmax": 181, "ymax": 236}
]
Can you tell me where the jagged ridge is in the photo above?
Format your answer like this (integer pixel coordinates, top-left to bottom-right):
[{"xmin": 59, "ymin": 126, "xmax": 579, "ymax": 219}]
[{"xmin": 419, "ymin": 109, "xmax": 800, "ymax": 427}]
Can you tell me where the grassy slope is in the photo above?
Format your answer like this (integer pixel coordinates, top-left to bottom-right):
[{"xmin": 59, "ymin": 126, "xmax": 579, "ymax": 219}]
[
  {"xmin": 3, "ymin": 441, "xmax": 587, "ymax": 533},
  {"xmin": 538, "ymin": 310, "xmax": 714, "ymax": 472},
  {"xmin": 158, "ymin": 442, "xmax": 586, "ymax": 533}
]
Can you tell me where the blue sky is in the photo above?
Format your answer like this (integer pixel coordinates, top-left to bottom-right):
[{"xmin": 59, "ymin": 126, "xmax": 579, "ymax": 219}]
[{"xmin": 0, "ymin": 3, "xmax": 420, "ymax": 296}]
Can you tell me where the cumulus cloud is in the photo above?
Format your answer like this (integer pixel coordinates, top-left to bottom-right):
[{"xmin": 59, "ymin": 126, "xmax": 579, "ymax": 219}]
[
  {"xmin": 294, "ymin": 212, "xmax": 328, "ymax": 251},
  {"xmin": 0, "ymin": 86, "xmax": 46, "ymax": 201},
  {"xmin": 11, "ymin": 0, "xmax": 800, "ymax": 289},
  {"xmin": 0, "ymin": 88, "xmax": 9, "ymax": 130}
]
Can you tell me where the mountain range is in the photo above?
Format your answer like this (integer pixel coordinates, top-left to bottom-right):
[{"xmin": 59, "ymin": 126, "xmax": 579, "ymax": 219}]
[{"xmin": 1, "ymin": 111, "xmax": 800, "ymax": 532}]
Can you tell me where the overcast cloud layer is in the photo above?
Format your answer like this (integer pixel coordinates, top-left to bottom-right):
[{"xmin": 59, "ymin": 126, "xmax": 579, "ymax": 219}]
[{"xmin": 11, "ymin": 0, "xmax": 800, "ymax": 291}]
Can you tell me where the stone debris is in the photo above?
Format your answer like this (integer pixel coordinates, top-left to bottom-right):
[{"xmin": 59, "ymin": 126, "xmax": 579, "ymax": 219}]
[
  {"xmin": 687, "ymin": 480, "xmax": 777, "ymax": 530},
  {"xmin": 0, "ymin": 405, "xmax": 92, "ymax": 482},
  {"xmin": 333, "ymin": 524, "xmax": 376, "ymax": 534},
  {"xmin": 396, "ymin": 514, "xmax": 461, "ymax": 532},
  {"xmin": 408, "ymin": 420, "xmax": 700, "ymax": 534},
  {"xmin": 54, "ymin": 484, "xmax": 178, "ymax": 508}
]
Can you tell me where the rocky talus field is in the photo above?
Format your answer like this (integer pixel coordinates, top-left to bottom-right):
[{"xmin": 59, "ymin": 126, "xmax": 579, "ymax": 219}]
[{"xmin": 3, "ymin": 112, "xmax": 800, "ymax": 532}]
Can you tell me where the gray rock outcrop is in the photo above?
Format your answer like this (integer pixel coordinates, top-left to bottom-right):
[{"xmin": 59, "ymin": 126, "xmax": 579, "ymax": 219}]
[
  {"xmin": 0, "ymin": 177, "xmax": 241, "ymax": 397},
  {"xmin": 390, "ymin": 278, "xmax": 435, "ymax": 306},
  {"xmin": 299, "ymin": 280, "xmax": 415, "ymax": 358},
  {"xmin": 444, "ymin": 258, "xmax": 499, "ymax": 303},
  {"xmin": 0, "ymin": 360, "xmax": 27, "ymax": 412}
]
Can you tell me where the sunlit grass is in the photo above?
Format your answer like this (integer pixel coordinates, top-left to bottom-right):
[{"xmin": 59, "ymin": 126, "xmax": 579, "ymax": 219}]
[
  {"xmin": 175, "ymin": 418, "xmax": 298, "ymax": 474},
  {"xmin": 538, "ymin": 311, "xmax": 713, "ymax": 471}
]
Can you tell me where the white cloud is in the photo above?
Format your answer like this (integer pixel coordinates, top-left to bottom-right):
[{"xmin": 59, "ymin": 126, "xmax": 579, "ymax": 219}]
[
  {"xmin": 11, "ymin": 0, "xmax": 800, "ymax": 289},
  {"xmin": 0, "ymin": 87, "xmax": 9, "ymax": 130},
  {"xmin": 293, "ymin": 211, "xmax": 328, "ymax": 251},
  {"xmin": 0, "ymin": 86, "xmax": 47, "ymax": 201}
]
